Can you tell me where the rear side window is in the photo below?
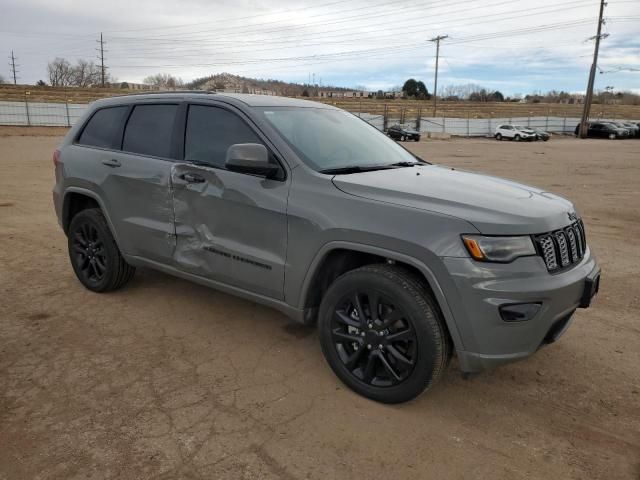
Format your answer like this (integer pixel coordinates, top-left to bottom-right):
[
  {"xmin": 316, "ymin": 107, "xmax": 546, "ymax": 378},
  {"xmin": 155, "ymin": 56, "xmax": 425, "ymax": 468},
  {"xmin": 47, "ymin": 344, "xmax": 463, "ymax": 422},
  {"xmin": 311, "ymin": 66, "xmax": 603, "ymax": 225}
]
[
  {"xmin": 184, "ymin": 105, "xmax": 262, "ymax": 168},
  {"xmin": 122, "ymin": 104, "xmax": 178, "ymax": 158},
  {"xmin": 78, "ymin": 106, "xmax": 128, "ymax": 149}
]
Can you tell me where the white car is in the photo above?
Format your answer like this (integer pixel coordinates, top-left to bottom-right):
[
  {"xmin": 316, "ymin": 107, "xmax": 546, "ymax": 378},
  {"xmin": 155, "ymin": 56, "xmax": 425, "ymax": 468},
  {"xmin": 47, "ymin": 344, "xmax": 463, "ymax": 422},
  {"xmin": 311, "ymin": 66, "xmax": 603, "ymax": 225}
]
[{"xmin": 495, "ymin": 124, "xmax": 537, "ymax": 142}]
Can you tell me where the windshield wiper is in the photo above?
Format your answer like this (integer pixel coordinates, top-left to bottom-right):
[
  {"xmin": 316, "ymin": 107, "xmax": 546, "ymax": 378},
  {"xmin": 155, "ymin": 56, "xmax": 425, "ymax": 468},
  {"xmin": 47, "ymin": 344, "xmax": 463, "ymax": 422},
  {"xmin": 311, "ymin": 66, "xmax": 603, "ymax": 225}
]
[
  {"xmin": 319, "ymin": 165, "xmax": 396, "ymax": 175},
  {"xmin": 388, "ymin": 161, "xmax": 422, "ymax": 167}
]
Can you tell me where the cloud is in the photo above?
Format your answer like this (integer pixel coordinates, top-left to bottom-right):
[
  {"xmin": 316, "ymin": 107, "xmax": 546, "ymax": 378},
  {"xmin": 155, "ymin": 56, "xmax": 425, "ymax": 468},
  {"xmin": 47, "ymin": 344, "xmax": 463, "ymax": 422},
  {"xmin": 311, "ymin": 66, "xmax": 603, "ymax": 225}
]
[{"xmin": 1, "ymin": 0, "xmax": 638, "ymax": 94}]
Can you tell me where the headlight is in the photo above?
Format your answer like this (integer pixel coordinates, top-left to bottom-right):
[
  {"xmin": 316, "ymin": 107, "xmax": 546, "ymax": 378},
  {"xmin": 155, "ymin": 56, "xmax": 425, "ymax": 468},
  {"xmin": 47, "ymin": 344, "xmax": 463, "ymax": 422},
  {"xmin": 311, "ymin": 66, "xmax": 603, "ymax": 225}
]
[{"xmin": 462, "ymin": 235, "xmax": 536, "ymax": 263}]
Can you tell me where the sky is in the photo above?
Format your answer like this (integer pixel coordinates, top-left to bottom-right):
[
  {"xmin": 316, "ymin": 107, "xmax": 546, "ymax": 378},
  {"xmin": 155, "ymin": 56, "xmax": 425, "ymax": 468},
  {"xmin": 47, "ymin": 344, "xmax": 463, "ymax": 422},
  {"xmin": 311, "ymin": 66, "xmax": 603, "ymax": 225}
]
[{"xmin": 1, "ymin": 0, "xmax": 639, "ymax": 95}]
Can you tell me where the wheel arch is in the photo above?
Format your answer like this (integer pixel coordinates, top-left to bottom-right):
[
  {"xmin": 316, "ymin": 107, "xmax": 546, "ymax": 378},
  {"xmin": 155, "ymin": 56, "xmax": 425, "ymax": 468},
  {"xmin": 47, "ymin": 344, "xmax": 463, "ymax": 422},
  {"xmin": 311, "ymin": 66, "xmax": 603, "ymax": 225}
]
[
  {"xmin": 299, "ymin": 241, "xmax": 464, "ymax": 349},
  {"xmin": 62, "ymin": 188, "xmax": 120, "ymax": 245}
]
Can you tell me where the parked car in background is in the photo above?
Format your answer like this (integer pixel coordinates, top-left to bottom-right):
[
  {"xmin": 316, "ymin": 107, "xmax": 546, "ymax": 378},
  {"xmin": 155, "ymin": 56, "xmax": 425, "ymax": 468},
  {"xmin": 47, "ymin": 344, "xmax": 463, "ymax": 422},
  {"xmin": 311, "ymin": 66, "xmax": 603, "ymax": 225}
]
[
  {"xmin": 387, "ymin": 124, "xmax": 421, "ymax": 142},
  {"xmin": 574, "ymin": 122, "xmax": 630, "ymax": 139},
  {"xmin": 494, "ymin": 124, "xmax": 536, "ymax": 142},
  {"xmin": 529, "ymin": 128, "xmax": 551, "ymax": 141},
  {"xmin": 617, "ymin": 122, "xmax": 639, "ymax": 138}
]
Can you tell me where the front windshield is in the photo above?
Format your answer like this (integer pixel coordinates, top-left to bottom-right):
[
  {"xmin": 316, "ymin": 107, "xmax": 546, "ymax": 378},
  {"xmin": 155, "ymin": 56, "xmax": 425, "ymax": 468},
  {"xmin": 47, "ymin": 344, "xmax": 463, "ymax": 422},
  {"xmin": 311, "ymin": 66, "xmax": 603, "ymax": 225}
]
[
  {"xmin": 514, "ymin": 125, "xmax": 531, "ymax": 130},
  {"xmin": 258, "ymin": 107, "xmax": 422, "ymax": 172}
]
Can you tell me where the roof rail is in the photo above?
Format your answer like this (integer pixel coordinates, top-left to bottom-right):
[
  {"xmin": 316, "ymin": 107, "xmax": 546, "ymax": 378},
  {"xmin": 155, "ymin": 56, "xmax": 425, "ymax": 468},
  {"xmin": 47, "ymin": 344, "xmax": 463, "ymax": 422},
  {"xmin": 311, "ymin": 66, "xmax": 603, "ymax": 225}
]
[{"xmin": 107, "ymin": 90, "xmax": 216, "ymax": 98}]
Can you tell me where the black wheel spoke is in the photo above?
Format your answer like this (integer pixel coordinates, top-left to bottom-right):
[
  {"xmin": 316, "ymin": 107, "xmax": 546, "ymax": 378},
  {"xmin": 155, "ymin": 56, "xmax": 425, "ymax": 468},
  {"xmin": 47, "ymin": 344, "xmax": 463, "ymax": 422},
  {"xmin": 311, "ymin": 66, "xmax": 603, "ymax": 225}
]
[
  {"xmin": 72, "ymin": 244, "xmax": 86, "ymax": 255},
  {"xmin": 362, "ymin": 353, "xmax": 377, "ymax": 383},
  {"xmin": 380, "ymin": 309, "xmax": 402, "ymax": 329},
  {"xmin": 332, "ymin": 329, "xmax": 362, "ymax": 344},
  {"xmin": 94, "ymin": 256, "xmax": 106, "ymax": 274},
  {"xmin": 353, "ymin": 293, "xmax": 366, "ymax": 325},
  {"xmin": 378, "ymin": 351, "xmax": 402, "ymax": 382},
  {"xmin": 74, "ymin": 231, "xmax": 87, "ymax": 247},
  {"xmin": 386, "ymin": 344, "xmax": 414, "ymax": 367},
  {"xmin": 335, "ymin": 309, "xmax": 360, "ymax": 329},
  {"xmin": 345, "ymin": 347, "xmax": 365, "ymax": 370},
  {"xmin": 386, "ymin": 328, "xmax": 413, "ymax": 343},
  {"xmin": 368, "ymin": 292, "xmax": 380, "ymax": 321}
]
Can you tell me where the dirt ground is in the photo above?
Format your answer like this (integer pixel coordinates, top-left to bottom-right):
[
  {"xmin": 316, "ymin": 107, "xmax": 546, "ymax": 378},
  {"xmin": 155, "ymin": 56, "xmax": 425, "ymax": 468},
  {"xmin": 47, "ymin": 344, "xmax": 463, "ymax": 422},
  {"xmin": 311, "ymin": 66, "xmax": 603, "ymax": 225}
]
[{"xmin": 1, "ymin": 130, "xmax": 639, "ymax": 479}]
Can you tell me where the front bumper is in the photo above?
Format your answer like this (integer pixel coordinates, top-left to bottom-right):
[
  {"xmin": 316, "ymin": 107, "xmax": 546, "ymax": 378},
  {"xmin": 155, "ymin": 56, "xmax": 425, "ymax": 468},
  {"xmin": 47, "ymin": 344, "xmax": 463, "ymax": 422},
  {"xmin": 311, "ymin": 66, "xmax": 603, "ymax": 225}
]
[{"xmin": 441, "ymin": 248, "xmax": 599, "ymax": 373}]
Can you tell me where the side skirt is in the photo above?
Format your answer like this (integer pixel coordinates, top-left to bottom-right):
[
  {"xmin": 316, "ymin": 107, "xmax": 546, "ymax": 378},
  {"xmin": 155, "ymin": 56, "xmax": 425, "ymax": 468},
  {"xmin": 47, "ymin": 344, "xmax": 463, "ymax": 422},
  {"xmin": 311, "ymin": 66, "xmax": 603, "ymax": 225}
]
[{"xmin": 124, "ymin": 255, "xmax": 307, "ymax": 323}]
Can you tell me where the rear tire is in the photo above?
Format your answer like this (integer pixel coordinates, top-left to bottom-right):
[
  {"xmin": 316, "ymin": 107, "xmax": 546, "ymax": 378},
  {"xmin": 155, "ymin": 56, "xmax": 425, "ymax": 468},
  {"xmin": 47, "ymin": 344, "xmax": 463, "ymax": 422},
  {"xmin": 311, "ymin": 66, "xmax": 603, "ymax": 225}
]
[
  {"xmin": 318, "ymin": 264, "xmax": 451, "ymax": 404},
  {"xmin": 514, "ymin": 134, "xmax": 521, "ymax": 142},
  {"xmin": 68, "ymin": 208, "xmax": 135, "ymax": 292},
  {"xmin": 609, "ymin": 133, "xmax": 616, "ymax": 140},
  {"xmin": 400, "ymin": 135, "xmax": 406, "ymax": 141}
]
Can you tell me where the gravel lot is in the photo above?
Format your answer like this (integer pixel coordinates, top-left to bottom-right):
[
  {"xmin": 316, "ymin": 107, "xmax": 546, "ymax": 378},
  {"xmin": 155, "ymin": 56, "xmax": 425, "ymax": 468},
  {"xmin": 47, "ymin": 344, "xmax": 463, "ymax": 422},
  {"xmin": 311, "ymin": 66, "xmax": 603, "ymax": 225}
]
[{"xmin": 1, "ymin": 131, "xmax": 639, "ymax": 479}]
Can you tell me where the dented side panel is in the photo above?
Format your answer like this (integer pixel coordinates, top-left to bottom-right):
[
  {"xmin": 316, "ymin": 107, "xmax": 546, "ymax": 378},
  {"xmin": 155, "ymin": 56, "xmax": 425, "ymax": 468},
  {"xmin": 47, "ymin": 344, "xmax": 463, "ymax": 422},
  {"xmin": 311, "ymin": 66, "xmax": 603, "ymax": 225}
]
[
  {"xmin": 65, "ymin": 145, "xmax": 176, "ymax": 263},
  {"xmin": 171, "ymin": 163, "xmax": 288, "ymax": 300}
]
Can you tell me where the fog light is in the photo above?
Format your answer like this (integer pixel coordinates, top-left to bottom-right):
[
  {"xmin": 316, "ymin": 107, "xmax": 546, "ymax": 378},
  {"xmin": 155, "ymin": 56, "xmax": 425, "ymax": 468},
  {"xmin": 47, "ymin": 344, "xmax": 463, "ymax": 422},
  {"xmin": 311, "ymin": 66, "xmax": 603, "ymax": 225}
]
[{"xmin": 499, "ymin": 303, "xmax": 542, "ymax": 322}]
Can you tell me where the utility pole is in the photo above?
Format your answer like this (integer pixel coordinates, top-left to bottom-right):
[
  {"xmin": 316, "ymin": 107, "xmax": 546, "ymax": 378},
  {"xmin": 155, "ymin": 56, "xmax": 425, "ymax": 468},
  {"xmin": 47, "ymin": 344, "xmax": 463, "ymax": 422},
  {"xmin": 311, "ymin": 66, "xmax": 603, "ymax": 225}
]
[
  {"xmin": 97, "ymin": 33, "xmax": 106, "ymax": 87},
  {"xmin": 579, "ymin": 0, "xmax": 607, "ymax": 138},
  {"xmin": 429, "ymin": 35, "xmax": 448, "ymax": 116},
  {"xmin": 9, "ymin": 50, "xmax": 18, "ymax": 85}
]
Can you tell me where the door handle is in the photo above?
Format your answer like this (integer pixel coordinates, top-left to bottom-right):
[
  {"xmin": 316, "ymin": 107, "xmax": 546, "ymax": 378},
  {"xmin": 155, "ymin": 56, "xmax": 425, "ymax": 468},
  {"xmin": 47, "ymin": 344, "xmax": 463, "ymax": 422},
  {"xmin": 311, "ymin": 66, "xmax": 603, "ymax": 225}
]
[
  {"xmin": 180, "ymin": 173, "xmax": 206, "ymax": 184},
  {"xmin": 102, "ymin": 158, "xmax": 121, "ymax": 168}
]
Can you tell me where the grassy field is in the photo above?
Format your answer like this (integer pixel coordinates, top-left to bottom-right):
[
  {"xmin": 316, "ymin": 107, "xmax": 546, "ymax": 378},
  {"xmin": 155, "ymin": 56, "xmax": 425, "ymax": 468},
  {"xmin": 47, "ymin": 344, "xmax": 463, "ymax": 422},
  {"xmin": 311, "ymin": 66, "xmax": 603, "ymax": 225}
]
[{"xmin": 2, "ymin": 84, "xmax": 639, "ymax": 119}]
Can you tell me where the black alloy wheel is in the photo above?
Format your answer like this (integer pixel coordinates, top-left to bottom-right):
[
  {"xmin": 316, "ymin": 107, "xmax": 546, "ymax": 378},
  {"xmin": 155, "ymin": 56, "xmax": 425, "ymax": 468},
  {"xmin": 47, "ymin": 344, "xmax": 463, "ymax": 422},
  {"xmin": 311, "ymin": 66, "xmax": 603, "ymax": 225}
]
[
  {"xmin": 318, "ymin": 264, "xmax": 451, "ymax": 403},
  {"xmin": 330, "ymin": 290, "xmax": 418, "ymax": 387},
  {"xmin": 71, "ymin": 220, "xmax": 107, "ymax": 286},
  {"xmin": 68, "ymin": 208, "xmax": 135, "ymax": 292}
]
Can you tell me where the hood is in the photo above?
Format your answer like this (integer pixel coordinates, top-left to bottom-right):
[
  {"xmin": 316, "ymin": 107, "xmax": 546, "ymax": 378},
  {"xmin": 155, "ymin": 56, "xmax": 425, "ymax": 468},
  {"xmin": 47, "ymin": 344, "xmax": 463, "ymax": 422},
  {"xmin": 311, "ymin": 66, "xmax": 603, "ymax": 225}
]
[{"xmin": 332, "ymin": 164, "xmax": 577, "ymax": 235}]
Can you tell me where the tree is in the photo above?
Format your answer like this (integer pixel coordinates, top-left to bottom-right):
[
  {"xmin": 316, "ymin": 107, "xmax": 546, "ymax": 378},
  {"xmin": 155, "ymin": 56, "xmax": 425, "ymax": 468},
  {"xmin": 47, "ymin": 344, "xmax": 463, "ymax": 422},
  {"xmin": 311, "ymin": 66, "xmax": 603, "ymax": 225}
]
[
  {"xmin": 36, "ymin": 80, "xmax": 46, "ymax": 86},
  {"xmin": 402, "ymin": 78, "xmax": 418, "ymax": 98},
  {"xmin": 489, "ymin": 90, "xmax": 504, "ymax": 102},
  {"xmin": 72, "ymin": 59, "xmax": 101, "ymax": 87},
  {"xmin": 143, "ymin": 73, "xmax": 184, "ymax": 89},
  {"xmin": 301, "ymin": 89, "xmax": 310, "ymax": 97},
  {"xmin": 416, "ymin": 81, "xmax": 430, "ymax": 99},
  {"xmin": 120, "ymin": 82, "xmax": 130, "ymax": 89},
  {"xmin": 47, "ymin": 58, "xmax": 73, "ymax": 86},
  {"xmin": 0, "ymin": 74, "xmax": 6, "ymax": 84}
]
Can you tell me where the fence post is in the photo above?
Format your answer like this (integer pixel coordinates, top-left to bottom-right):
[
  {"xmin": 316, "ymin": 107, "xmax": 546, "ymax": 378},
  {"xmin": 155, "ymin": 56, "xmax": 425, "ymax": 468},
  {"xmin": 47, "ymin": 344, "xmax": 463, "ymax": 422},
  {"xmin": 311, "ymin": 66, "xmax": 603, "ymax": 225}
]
[
  {"xmin": 442, "ymin": 116, "xmax": 445, "ymax": 133},
  {"xmin": 383, "ymin": 104, "xmax": 388, "ymax": 132},
  {"xmin": 467, "ymin": 112, "xmax": 470, "ymax": 137},
  {"xmin": 65, "ymin": 100, "xmax": 71, "ymax": 127},
  {"xmin": 562, "ymin": 114, "xmax": 567, "ymax": 133},
  {"xmin": 546, "ymin": 109, "xmax": 550, "ymax": 131},
  {"xmin": 400, "ymin": 108, "xmax": 405, "ymax": 125},
  {"xmin": 416, "ymin": 108, "xmax": 421, "ymax": 131},
  {"xmin": 488, "ymin": 116, "xmax": 491, "ymax": 137},
  {"xmin": 24, "ymin": 91, "xmax": 31, "ymax": 126}
]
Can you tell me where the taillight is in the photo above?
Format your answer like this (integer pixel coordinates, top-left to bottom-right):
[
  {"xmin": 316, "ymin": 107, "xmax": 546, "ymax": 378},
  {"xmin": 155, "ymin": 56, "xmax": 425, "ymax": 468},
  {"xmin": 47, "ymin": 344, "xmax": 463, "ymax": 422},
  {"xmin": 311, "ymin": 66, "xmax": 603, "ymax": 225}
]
[{"xmin": 53, "ymin": 149, "xmax": 61, "ymax": 167}]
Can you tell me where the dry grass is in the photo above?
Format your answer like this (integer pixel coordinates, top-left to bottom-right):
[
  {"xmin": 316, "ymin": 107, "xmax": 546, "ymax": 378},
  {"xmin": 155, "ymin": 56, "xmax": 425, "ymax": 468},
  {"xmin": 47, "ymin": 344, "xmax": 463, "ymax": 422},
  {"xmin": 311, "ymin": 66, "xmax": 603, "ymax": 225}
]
[{"xmin": 2, "ymin": 84, "xmax": 640, "ymax": 120}]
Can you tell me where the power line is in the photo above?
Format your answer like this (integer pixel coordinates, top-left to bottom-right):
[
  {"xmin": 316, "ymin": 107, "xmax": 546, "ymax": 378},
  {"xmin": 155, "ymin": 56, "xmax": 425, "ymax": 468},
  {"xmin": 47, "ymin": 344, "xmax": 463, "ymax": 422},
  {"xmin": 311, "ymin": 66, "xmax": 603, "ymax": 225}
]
[
  {"xmin": 579, "ymin": 0, "xmax": 607, "ymax": 138},
  {"xmin": 429, "ymin": 35, "xmax": 448, "ymax": 116},
  {"xmin": 9, "ymin": 50, "xmax": 19, "ymax": 84},
  {"xmin": 96, "ymin": 33, "xmax": 107, "ymax": 87}
]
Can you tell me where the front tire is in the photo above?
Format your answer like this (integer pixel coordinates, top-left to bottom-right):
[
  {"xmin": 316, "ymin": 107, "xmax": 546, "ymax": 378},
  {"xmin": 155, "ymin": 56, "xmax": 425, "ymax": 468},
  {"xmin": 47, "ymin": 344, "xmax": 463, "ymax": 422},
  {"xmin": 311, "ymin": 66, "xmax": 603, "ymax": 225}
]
[
  {"xmin": 609, "ymin": 133, "xmax": 616, "ymax": 140},
  {"xmin": 68, "ymin": 208, "xmax": 135, "ymax": 292},
  {"xmin": 318, "ymin": 265, "xmax": 451, "ymax": 404},
  {"xmin": 400, "ymin": 135, "xmax": 406, "ymax": 141},
  {"xmin": 495, "ymin": 133, "xmax": 502, "ymax": 141}
]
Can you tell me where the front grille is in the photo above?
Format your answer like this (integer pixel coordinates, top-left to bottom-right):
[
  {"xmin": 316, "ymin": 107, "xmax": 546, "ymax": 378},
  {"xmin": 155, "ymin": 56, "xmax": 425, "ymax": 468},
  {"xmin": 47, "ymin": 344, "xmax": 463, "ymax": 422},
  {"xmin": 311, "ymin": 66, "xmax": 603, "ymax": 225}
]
[{"xmin": 534, "ymin": 220, "xmax": 587, "ymax": 272}]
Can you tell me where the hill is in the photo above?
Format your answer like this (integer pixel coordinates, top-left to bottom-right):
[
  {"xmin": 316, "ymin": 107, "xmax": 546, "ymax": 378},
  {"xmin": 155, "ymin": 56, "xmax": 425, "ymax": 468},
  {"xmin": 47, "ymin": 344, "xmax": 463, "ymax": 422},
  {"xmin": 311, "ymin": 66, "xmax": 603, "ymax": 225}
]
[{"xmin": 185, "ymin": 72, "xmax": 351, "ymax": 96}]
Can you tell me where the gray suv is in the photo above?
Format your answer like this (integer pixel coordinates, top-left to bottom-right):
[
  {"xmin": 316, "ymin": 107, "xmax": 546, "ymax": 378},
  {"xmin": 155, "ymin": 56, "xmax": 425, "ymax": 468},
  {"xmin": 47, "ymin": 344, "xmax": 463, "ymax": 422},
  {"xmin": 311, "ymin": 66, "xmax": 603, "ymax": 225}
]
[{"xmin": 53, "ymin": 92, "xmax": 600, "ymax": 403}]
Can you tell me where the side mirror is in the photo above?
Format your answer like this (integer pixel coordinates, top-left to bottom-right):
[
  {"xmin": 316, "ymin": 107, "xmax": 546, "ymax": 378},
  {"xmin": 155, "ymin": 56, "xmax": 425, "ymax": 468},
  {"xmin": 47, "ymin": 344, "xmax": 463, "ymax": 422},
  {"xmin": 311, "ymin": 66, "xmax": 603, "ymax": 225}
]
[{"xmin": 225, "ymin": 143, "xmax": 279, "ymax": 178}]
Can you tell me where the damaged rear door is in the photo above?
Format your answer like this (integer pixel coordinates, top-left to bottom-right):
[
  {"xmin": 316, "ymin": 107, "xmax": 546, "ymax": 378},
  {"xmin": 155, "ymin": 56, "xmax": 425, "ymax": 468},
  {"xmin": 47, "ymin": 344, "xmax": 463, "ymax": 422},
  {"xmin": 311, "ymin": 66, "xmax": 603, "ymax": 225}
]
[{"xmin": 171, "ymin": 103, "xmax": 289, "ymax": 300}]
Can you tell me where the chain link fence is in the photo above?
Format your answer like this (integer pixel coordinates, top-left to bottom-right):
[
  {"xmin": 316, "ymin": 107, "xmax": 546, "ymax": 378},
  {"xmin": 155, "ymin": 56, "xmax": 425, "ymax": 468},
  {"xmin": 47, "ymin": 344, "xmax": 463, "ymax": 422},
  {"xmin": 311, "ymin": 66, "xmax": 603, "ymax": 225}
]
[{"xmin": 0, "ymin": 100, "xmax": 637, "ymax": 137}]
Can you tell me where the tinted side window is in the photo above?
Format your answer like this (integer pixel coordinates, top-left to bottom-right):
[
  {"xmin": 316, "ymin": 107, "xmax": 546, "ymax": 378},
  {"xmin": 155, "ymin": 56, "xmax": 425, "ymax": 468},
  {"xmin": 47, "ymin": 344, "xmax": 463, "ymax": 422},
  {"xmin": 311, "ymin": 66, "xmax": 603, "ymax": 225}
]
[
  {"xmin": 185, "ymin": 105, "xmax": 262, "ymax": 168},
  {"xmin": 78, "ymin": 106, "xmax": 128, "ymax": 149},
  {"xmin": 122, "ymin": 104, "xmax": 178, "ymax": 158}
]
